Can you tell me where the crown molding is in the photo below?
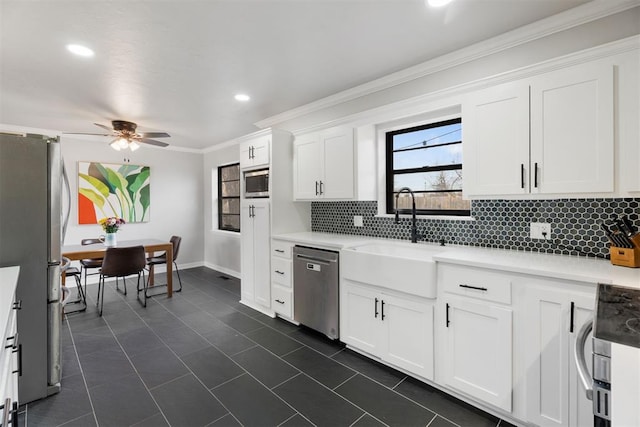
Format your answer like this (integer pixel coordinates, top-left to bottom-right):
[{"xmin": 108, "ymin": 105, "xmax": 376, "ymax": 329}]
[
  {"xmin": 254, "ymin": 0, "xmax": 640, "ymax": 129},
  {"xmin": 290, "ymin": 35, "xmax": 639, "ymax": 136}
]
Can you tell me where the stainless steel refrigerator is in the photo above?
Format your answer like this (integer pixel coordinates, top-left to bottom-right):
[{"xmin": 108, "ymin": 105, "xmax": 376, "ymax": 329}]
[{"xmin": 0, "ymin": 132, "xmax": 63, "ymax": 403}]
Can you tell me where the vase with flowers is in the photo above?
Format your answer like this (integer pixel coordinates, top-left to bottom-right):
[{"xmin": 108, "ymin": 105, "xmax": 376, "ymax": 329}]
[{"xmin": 99, "ymin": 217, "xmax": 125, "ymax": 247}]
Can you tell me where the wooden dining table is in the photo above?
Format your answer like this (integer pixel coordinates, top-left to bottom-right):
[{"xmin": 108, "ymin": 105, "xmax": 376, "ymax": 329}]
[{"xmin": 62, "ymin": 238, "xmax": 174, "ymax": 297}]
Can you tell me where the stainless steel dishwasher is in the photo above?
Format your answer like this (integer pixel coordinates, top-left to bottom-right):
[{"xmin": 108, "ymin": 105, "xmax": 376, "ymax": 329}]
[{"xmin": 293, "ymin": 245, "xmax": 340, "ymax": 339}]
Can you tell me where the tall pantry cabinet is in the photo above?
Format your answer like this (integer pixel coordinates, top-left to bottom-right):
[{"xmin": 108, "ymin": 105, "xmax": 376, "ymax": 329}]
[{"xmin": 239, "ymin": 129, "xmax": 310, "ymax": 315}]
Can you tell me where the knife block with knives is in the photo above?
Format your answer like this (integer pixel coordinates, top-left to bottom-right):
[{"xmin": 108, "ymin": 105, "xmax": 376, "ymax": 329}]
[{"xmin": 603, "ymin": 216, "xmax": 640, "ymax": 268}]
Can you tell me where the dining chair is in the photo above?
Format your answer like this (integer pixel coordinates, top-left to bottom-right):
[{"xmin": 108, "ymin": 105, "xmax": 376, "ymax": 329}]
[
  {"xmin": 140, "ymin": 236, "xmax": 182, "ymax": 306},
  {"xmin": 80, "ymin": 238, "xmax": 104, "ymax": 292},
  {"xmin": 61, "ymin": 257, "xmax": 86, "ymax": 316},
  {"xmin": 97, "ymin": 246, "xmax": 146, "ymax": 316}
]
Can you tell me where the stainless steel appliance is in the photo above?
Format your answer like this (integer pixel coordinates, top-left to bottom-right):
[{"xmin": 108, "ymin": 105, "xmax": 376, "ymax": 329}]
[
  {"xmin": 244, "ymin": 168, "xmax": 269, "ymax": 198},
  {"xmin": 293, "ymin": 246, "xmax": 339, "ymax": 339},
  {"xmin": 0, "ymin": 132, "xmax": 65, "ymax": 403},
  {"xmin": 574, "ymin": 282, "xmax": 640, "ymax": 427}
]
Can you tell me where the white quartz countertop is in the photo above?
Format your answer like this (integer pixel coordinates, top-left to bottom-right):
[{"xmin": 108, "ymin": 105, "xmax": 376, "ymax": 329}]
[
  {"xmin": 272, "ymin": 232, "xmax": 640, "ymax": 288},
  {"xmin": 272, "ymin": 232, "xmax": 377, "ymax": 250}
]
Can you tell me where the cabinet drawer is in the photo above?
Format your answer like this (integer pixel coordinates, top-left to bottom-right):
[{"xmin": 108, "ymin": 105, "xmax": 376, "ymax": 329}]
[
  {"xmin": 272, "ymin": 285, "xmax": 292, "ymax": 318},
  {"xmin": 271, "ymin": 257, "xmax": 292, "ymax": 288},
  {"xmin": 440, "ymin": 264, "xmax": 512, "ymax": 304},
  {"xmin": 272, "ymin": 240, "xmax": 293, "ymax": 259}
]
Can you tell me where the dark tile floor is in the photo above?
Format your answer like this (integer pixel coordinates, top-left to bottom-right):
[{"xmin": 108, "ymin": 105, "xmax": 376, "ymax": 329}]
[{"xmin": 21, "ymin": 267, "xmax": 514, "ymax": 427}]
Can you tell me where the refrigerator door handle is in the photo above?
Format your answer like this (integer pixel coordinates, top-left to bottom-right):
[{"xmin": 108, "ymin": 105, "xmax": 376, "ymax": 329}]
[
  {"xmin": 574, "ymin": 316, "xmax": 593, "ymax": 401},
  {"xmin": 48, "ymin": 137, "xmax": 62, "ymax": 263},
  {"xmin": 47, "ymin": 263, "xmax": 61, "ymax": 303},
  {"xmin": 61, "ymin": 160, "xmax": 71, "ymax": 243}
]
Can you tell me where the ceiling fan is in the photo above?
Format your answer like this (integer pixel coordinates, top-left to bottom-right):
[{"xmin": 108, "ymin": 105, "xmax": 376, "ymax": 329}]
[{"xmin": 64, "ymin": 120, "xmax": 170, "ymax": 151}]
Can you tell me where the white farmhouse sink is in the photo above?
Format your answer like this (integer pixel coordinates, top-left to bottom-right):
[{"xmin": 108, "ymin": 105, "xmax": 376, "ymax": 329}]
[{"xmin": 341, "ymin": 241, "xmax": 447, "ymax": 298}]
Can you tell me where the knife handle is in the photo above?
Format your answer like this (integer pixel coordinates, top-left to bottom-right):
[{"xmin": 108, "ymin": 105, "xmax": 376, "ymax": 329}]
[{"xmin": 622, "ymin": 216, "xmax": 636, "ymax": 235}]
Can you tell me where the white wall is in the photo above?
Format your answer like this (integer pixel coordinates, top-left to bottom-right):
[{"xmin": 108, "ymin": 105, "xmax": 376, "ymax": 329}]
[
  {"xmin": 203, "ymin": 142, "xmax": 241, "ymax": 278},
  {"xmin": 59, "ymin": 136, "xmax": 204, "ymax": 267}
]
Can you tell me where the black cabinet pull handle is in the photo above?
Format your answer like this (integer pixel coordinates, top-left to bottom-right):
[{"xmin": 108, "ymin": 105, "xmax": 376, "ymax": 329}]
[
  {"xmin": 381, "ymin": 300, "xmax": 385, "ymax": 320},
  {"xmin": 520, "ymin": 164, "xmax": 525, "ymax": 189},
  {"xmin": 319, "ymin": 181, "xmax": 324, "ymax": 195},
  {"xmin": 446, "ymin": 303, "xmax": 450, "ymax": 327},
  {"xmin": 459, "ymin": 284, "xmax": 488, "ymax": 292},
  {"xmin": 275, "ymin": 249, "xmax": 285, "ymax": 253},
  {"xmin": 275, "ymin": 299, "xmax": 285, "ymax": 304},
  {"xmin": 534, "ymin": 162, "xmax": 539, "ymax": 188},
  {"xmin": 570, "ymin": 301, "xmax": 575, "ymax": 333},
  {"xmin": 12, "ymin": 344, "xmax": 22, "ymax": 376},
  {"xmin": 374, "ymin": 297, "xmax": 379, "ymax": 318},
  {"xmin": 12, "ymin": 300, "xmax": 22, "ymax": 310},
  {"xmin": 275, "ymin": 270, "xmax": 285, "ymax": 275},
  {"xmin": 5, "ymin": 332, "xmax": 18, "ymax": 350}
]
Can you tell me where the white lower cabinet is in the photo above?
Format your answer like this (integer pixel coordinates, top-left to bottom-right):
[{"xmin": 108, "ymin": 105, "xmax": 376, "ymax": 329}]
[
  {"xmin": 440, "ymin": 294, "xmax": 513, "ymax": 412},
  {"xmin": 521, "ymin": 280, "xmax": 595, "ymax": 427},
  {"xmin": 1, "ymin": 267, "xmax": 20, "ymax": 425},
  {"xmin": 341, "ymin": 280, "xmax": 434, "ymax": 380},
  {"xmin": 241, "ymin": 200, "xmax": 271, "ymax": 309},
  {"xmin": 271, "ymin": 239, "xmax": 294, "ymax": 319},
  {"xmin": 436, "ymin": 264, "xmax": 513, "ymax": 413}
]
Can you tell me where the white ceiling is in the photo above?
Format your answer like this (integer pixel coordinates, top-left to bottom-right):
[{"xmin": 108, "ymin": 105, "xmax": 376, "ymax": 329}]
[{"xmin": 0, "ymin": 0, "xmax": 596, "ymax": 151}]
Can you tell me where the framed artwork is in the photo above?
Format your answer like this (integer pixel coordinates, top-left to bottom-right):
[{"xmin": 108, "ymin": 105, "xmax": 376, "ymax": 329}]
[{"xmin": 78, "ymin": 161, "xmax": 151, "ymax": 224}]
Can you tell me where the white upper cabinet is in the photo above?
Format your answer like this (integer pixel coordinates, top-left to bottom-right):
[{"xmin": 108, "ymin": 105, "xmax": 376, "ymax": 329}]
[
  {"xmin": 464, "ymin": 61, "xmax": 614, "ymax": 198},
  {"xmin": 530, "ymin": 62, "xmax": 613, "ymax": 194},
  {"xmin": 240, "ymin": 135, "xmax": 270, "ymax": 170},
  {"xmin": 293, "ymin": 126, "xmax": 355, "ymax": 200},
  {"xmin": 463, "ymin": 81, "xmax": 530, "ymax": 196}
]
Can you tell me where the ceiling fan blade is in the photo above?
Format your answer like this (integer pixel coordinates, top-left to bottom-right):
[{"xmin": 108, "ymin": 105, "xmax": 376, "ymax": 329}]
[
  {"xmin": 139, "ymin": 132, "xmax": 170, "ymax": 138},
  {"xmin": 138, "ymin": 137, "xmax": 169, "ymax": 147},
  {"xmin": 93, "ymin": 123, "xmax": 113, "ymax": 132},
  {"xmin": 62, "ymin": 132, "xmax": 113, "ymax": 136}
]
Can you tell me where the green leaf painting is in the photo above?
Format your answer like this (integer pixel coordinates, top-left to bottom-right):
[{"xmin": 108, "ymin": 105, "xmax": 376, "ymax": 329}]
[{"xmin": 78, "ymin": 162, "xmax": 151, "ymax": 224}]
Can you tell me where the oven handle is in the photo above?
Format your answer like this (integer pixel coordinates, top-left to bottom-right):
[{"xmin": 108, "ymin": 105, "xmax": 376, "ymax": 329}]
[{"xmin": 573, "ymin": 316, "xmax": 593, "ymax": 401}]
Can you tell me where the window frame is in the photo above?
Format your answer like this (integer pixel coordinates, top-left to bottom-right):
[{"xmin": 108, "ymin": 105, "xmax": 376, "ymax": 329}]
[
  {"xmin": 218, "ymin": 162, "xmax": 241, "ymax": 232},
  {"xmin": 385, "ymin": 117, "xmax": 469, "ymax": 216}
]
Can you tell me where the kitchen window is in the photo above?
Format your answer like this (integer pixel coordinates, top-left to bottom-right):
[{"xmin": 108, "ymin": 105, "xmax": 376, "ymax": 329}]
[
  {"xmin": 218, "ymin": 163, "xmax": 240, "ymax": 232},
  {"xmin": 386, "ymin": 118, "xmax": 469, "ymax": 216}
]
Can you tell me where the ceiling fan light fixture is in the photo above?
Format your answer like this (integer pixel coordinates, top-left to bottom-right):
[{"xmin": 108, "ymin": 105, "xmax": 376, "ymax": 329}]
[
  {"xmin": 426, "ymin": 0, "xmax": 453, "ymax": 7},
  {"xmin": 118, "ymin": 137, "xmax": 129, "ymax": 149},
  {"xmin": 66, "ymin": 44, "xmax": 94, "ymax": 57},
  {"xmin": 129, "ymin": 140, "xmax": 140, "ymax": 151},
  {"xmin": 110, "ymin": 139, "xmax": 122, "ymax": 151}
]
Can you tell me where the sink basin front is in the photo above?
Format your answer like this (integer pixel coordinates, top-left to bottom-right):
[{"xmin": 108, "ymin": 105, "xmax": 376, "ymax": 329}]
[
  {"xmin": 341, "ymin": 241, "xmax": 446, "ymax": 298},
  {"xmin": 347, "ymin": 242, "xmax": 446, "ymax": 261}
]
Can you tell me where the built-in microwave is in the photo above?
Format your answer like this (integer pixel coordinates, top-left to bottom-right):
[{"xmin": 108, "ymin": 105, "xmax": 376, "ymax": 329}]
[{"xmin": 244, "ymin": 168, "xmax": 269, "ymax": 198}]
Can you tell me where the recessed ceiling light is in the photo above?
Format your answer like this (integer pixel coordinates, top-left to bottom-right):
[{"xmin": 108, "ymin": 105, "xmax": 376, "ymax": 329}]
[
  {"xmin": 66, "ymin": 44, "xmax": 94, "ymax": 57},
  {"xmin": 427, "ymin": 0, "xmax": 453, "ymax": 7},
  {"xmin": 234, "ymin": 94, "xmax": 250, "ymax": 102}
]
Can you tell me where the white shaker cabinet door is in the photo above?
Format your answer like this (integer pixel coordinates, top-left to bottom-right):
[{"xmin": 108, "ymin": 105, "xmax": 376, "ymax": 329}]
[
  {"xmin": 340, "ymin": 281, "xmax": 379, "ymax": 355},
  {"xmin": 321, "ymin": 127, "xmax": 354, "ymax": 199},
  {"xmin": 252, "ymin": 201, "xmax": 271, "ymax": 308},
  {"xmin": 463, "ymin": 80, "xmax": 530, "ymax": 197},
  {"xmin": 530, "ymin": 62, "xmax": 614, "ymax": 194},
  {"xmin": 441, "ymin": 295, "xmax": 513, "ymax": 412},
  {"xmin": 293, "ymin": 133, "xmax": 323, "ymax": 200},
  {"xmin": 380, "ymin": 293, "xmax": 434, "ymax": 381},
  {"xmin": 523, "ymin": 283, "xmax": 594, "ymax": 427}
]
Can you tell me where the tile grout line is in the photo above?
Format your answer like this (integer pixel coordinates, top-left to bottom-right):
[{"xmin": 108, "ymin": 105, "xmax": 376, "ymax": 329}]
[{"xmin": 60, "ymin": 314, "xmax": 100, "ymax": 427}]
